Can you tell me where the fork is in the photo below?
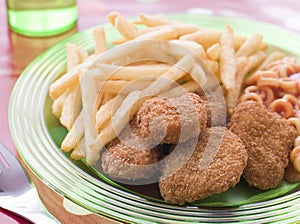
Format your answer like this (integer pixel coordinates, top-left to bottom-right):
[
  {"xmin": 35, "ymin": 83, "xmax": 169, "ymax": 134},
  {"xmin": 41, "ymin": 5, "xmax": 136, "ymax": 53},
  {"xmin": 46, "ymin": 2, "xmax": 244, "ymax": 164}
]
[{"xmin": 0, "ymin": 142, "xmax": 59, "ymax": 224}]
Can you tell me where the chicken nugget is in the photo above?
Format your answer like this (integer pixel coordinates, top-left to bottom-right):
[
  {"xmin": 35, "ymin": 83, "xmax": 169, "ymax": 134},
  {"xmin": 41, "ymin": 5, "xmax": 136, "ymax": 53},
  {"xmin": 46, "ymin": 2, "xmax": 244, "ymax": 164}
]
[
  {"xmin": 229, "ymin": 101, "xmax": 297, "ymax": 190},
  {"xmin": 101, "ymin": 118, "xmax": 160, "ymax": 180},
  {"xmin": 137, "ymin": 93, "xmax": 207, "ymax": 144},
  {"xmin": 159, "ymin": 127, "xmax": 247, "ymax": 205}
]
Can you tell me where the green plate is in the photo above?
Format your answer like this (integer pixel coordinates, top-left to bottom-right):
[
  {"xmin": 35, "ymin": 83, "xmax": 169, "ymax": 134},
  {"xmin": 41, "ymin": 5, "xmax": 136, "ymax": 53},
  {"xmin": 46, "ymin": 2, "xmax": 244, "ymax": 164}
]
[{"xmin": 9, "ymin": 14, "xmax": 300, "ymax": 223}]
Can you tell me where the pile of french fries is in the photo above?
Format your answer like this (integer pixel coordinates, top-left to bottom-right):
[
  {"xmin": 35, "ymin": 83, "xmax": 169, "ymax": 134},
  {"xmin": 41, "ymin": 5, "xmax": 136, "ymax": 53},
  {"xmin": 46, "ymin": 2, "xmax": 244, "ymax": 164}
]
[{"xmin": 49, "ymin": 12, "xmax": 280, "ymax": 165}]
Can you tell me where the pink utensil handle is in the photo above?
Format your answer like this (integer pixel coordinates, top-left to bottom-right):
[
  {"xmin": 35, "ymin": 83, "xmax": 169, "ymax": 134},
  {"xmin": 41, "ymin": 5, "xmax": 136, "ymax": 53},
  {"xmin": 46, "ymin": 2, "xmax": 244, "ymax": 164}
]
[{"xmin": 0, "ymin": 207, "xmax": 33, "ymax": 224}]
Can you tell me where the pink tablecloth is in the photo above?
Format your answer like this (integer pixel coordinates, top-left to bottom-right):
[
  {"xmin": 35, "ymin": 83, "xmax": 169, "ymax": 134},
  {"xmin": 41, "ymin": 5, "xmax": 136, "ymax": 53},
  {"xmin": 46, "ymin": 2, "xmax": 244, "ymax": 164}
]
[{"xmin": 1, "ymin": 0, "xmax": 300, "ymax": 223}]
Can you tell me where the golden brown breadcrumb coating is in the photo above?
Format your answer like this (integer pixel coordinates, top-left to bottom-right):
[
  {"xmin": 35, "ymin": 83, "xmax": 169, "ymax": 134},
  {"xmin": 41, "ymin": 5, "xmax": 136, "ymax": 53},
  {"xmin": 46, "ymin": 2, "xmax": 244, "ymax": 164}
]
[
  {"xmin": 229, "ymin": 101, "xmax": 297, "ymax": 190},
  {"xmin": 159, "ymin": 127, "xmax": 247, "ymax": 205},
  {"xmin": 199, "ymin": 90, "xmax": 227, "ymax": 127},
  {"xmin": 101, "ymin": 118, "xmax": 160, "ymax": 180},
  {"xmin": 137, "ymin": 93, "xmax": 207, "ymax": 144}
]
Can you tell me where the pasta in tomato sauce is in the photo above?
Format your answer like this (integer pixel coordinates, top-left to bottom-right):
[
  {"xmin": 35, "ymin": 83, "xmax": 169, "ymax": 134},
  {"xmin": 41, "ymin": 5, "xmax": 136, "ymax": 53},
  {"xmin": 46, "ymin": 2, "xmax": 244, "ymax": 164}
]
[{"xmin": 240, "ymin": 57, "xmax": 300, "ymax": 118}]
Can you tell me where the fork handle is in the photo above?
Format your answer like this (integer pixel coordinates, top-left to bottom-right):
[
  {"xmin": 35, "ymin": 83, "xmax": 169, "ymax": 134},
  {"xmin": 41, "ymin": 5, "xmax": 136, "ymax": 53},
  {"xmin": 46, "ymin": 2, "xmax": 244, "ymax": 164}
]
[{"xmin": 0, "ymin": 207, "xmax": 34, "ymax": 224}]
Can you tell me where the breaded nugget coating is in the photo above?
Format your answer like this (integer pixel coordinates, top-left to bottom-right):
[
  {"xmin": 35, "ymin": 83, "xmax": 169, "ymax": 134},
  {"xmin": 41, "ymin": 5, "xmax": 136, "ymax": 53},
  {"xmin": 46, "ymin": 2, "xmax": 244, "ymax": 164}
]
[
  {"xmin": 159, "ymin": 127, "xmax": 247, "ymax": 205},
  {"xmin": 101, "ymin": 118, "xmax": 159, "ymax": 180},
  {"xmin": 137, "ymin": 93, "xmax": 207, "ymax": 144},
  {"xmin": 229, "ymin": 101, "xmax": 297, "ymax": 190},
  {"xmin": 199, "ymin": 90, "xmax": 227, "ymax": 127}
]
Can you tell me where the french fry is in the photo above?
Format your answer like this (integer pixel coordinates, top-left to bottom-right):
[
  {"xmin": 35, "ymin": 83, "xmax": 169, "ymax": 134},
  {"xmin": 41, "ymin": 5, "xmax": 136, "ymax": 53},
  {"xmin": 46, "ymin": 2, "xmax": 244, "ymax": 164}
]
[
  {"xmin": 236, "ymin": 57, "xmax": 250, "ymax": 89},
  {"xmin": 227, "ymin": 51, "xmax": 266, "ymax": 113},
  {"xmin": 70, "ymin": 137, "xmax": 86, "ymax": 160},
  {"xmin": 205, "ymin": 59, "xmax": 219, "ymax": 79},
  {"xmin": 167, "ymin": 23, "xmax": 200, "ymax": 36},
  {"xmin": 226, "ymin": 57, "xmax": 249, "ymax": 114},
  {"xmin": 241, "ymin": 51, "xmax": 267, "ymax": 85},
  {"xmin": 142, "ymin": 55, "xmax": 195, "ymax": 96},
  {"xmin": 49, "ymin": 54, "xmax": 99, "ymax": 99},
  {"xmin": 102, "ymin": 93, "xmax": 116, "ymax": 105},
  {"xmin": 234, "ymin": 35, "xmax": 246, "ymax": 50},
  {"xmin": 96, "ymin": 91, "xmax": 104, "ymax": 110},
  {"xmin": 180, "ymin": 29, "xmax": 221, "ymax": 50},
  {"xmin": 49, "ymin": 69, "xmax": 79, "ymax": 99},
  {"xmin": 180, "ymin": 30, "xmax": 245, "ymax": 50},
  {"xmin": 99, "ymin": 80, "xmax": 128, "ymax": 94},
  {"xmin": 51, "ymin": 93, "xmax": 67, "ymax": 118},
  {"xmin": 114, "ymin": 23, "xmax": 199, "ymax": 44},
  {"xmin": 66, "ymin": 44, "xmax": 89, "ymax": 71},
  {"xmin": 92, "ymin": 63, "xmax": 171, "ymax": 81},
  {"xmin": 80, "ymin": 73, "xmax": 102, "ymax": 164},
  {"xmin": 60, "ymin": 85, "xmax": 82, "ymax": 130},
  {"xmin": 114, "ymin": 15, "xmax": 139, "ymax": 40},
  {"xmin": 247, "ymin": 51, "xmax": 267, "ymax": 72},
  {"xmin": 178, "ymin": 80, "xmax": 200, "ymax": 93},
  {"xmin": 120, "ymin": 77, "xmax": 155, "ymax": 95},
  {"xmin": 175, "ymin": 74, "xmax": 192, "ymax": 85},
  {"xmin": 90, "ymin": 40, "xmax": 160, "ymax": 65},
  {"xmin": 206, "ymin": 43, "xmax": 220, "ymax": 61},
  {"xmin": 107, "ymin": 11, "xmax": 120, "ymax": 25},
  {"xmin": 235, "ymin": 34, "xmax": 263, "ymax": 57},
  {"xmin": 111, "ymin": 91, "xmax": 142, "ymax": 135},
  {"xmin": 110, "ymin": 38, "xmax": 127, "ymax": 45},
  {"xmin": 258, "ymin": 51, "xmax": 285, "ymax": 70},
  {"xmin": 93, "ymin": 27, "xmax": 107, "ymax": 54},
  {"xmin": 257, "ymin": 42, "xmax": 268, "ymax": 52},
  {"xmin": 134, "ymin": 27, "xmax": 178, "ymax": 41},
  {"xmin": 99, "ymin": 79, "xmax": 153, "ymax": 95},
  {"xmin": 220, "ymin": 25, "xmax": 236, "ymax": 90},
  {"xmin": 128, "ymin": 60, "xmax": 158, "ymax": 65},
  {"xmin": 161, "ymin": 80, "xmax": 200, "ymax": 98},
  {"xmin": 169, "ymin": 39, "xmax": 206, "ymax": 58},
  {"xmin": 189, "ymin": 62, "xmax": 207, "ymax": 87},
  {"xmin": 61, "ymin": 111, "xmax": 84, "ymax": 151},
  {"xmin": 96, "ymin": 94, "xmax": 125, "ymax": 130},
  {"xmin": 116, "ymin": 75, "xmax": 163, "ymax": 96},
  {"xmin": 134, "ymin": 13, "xmax": 175, "ymax": 27},
  {"xmin": 67, "ymin": 44, "xmax": 80, "ymax": 72},
  {"xmin": 139, "ymin": 24, "xmax": 199, "ymax": 36}
]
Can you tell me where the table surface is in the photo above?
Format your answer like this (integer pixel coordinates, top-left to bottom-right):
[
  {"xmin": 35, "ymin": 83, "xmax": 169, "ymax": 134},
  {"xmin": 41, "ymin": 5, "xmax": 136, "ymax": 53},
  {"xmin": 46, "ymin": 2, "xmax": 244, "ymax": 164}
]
[{"xmin": 1, "ymin": 0, "xmax": 300, "ymax": 223}]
